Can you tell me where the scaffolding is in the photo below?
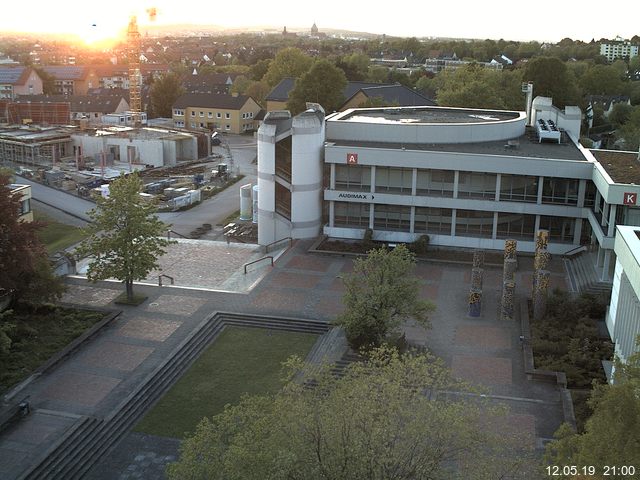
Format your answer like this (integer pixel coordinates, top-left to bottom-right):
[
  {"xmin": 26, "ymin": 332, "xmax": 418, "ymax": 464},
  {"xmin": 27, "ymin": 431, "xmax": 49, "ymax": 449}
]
[
  {"xmin": 0, "ymin": 128, "xmax": 72, "ymax": 167},
  {"xmin": 127, "ymin": 16, "xmax": 142, "ymax": 128},
  {"xmin": 7, "ymin": 102, "xmax": 70, "ymax": 125}
]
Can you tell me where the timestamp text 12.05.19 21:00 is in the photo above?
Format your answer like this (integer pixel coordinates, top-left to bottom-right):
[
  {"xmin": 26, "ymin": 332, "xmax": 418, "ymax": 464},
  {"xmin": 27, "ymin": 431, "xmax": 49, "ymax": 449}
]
[{"xmin": 546, "ymin": 465, "xmax": 636, "ymax": 476}]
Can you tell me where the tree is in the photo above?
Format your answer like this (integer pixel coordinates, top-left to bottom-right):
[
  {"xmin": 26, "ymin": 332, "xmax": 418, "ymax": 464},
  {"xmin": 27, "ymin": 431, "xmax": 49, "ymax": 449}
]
[
  {"xmin": 522, "ymin": 57, "xmax": 580, "ymax": 108},
  {"xmin": 167, "ymin": 347, "xmax": 536, "ymax": 480},
  {"xmin": 0, "ymin": 174, "xmax": 64, "ymax": 306},
  {"xmin": 545, "ymin": 337, "xmax": 640, "ymax": 476},
  {"xmin": 76, "ymin": 173, "xmax": 173, "ymax": 301},
  {"xmin": 262, "ymin": 47, "xmax": 312, "ymax": 87},
  {"xmin": 287, "ymin": 58, "xmax": 347, "ymax": 115},
  {"xmin": 34, "ymin": 67, "xmax": 56, "ymax": 95},
  {"xmin": 335, "ymin": 244, "xmax": 433, "ymax": 350},
  {"xmin": 336, "ymin": 53, "xmax": 370, "ymax": 81},
  {"xmin": 579, "ymin": 64, "xmax": 625, "ymax": 96},
  {"xmin": 149, "ymin": 73, "xmax": 184, "ymax": 118}
]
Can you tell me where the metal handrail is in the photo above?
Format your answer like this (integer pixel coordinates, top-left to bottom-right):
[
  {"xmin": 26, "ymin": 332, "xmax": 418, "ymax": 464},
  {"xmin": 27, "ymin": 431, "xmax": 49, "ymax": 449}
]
[
  {"xmin": 244, "ymin": 256, "xmax": 273, "ymax": 274},
  {"xmin": 264, "ymin": 237, "xmax": 293, "ymax": 254},
  {"xmin": 562, "ymin": 245, "xmax": 587, "ymax": 257},
  {"xmin": 158, "ymin": 274, "xmax": 175, "ymax": 286},
  {"xmin": 167, "ymin": 229, "xmax": 187, "ymax": 240}
]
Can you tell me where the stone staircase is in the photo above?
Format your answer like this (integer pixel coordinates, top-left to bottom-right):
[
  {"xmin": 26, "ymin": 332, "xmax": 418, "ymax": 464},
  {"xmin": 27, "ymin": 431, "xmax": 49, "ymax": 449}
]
[
  {"xmin": 563, "ymin": 253, "xmax": 612, "ymax": 298},
  {"xmin": 18, "ymin": 313, "xmax": 328, "ymax": 480}
]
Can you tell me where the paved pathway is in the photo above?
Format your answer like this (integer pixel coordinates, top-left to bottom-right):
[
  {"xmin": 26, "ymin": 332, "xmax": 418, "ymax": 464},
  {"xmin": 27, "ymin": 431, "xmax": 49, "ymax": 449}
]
[{"xmin": 0, "ymin": 241, "xmax": 569, "ymax": 479}]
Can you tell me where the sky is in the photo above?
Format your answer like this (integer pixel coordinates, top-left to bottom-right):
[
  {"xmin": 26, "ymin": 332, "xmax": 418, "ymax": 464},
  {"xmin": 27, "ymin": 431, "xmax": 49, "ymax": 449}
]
[{"xmin": 1, "ymin": 0, "xmax": 638, "ymax": 44}]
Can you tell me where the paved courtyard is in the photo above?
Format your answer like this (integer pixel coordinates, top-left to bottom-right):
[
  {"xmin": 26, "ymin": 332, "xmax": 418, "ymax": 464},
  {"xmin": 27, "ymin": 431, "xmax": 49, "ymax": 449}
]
[{"xmin": 0, "ymin": 240, "xmax": 569, "ymax": 479}]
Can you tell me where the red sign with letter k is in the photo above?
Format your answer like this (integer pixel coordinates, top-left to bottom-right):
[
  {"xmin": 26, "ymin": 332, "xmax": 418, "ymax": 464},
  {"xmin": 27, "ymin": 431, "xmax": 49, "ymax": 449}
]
[{"xmin": 623, "ymin": 192, "xmax": 637, "ymax": 205}]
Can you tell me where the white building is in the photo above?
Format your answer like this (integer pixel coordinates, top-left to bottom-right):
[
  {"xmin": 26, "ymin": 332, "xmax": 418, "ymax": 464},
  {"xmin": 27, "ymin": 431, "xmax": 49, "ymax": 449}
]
[
  {"xmin": 599, "ymin": 38, "xmax": 639, "ymax": 62},
  {"xmin": 257, "ymin": 99, "xmax": 640, "ymax": 281},
  {"xmin": 606, "ymin": 225, "xmax": 640, "ymax": 365}
]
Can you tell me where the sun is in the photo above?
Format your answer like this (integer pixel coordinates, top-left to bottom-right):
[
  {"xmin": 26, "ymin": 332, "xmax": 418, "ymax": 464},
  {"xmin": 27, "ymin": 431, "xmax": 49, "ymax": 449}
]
[{"xmin": 79, "ymin": 21, "xmax": 123, "ymax": 48}]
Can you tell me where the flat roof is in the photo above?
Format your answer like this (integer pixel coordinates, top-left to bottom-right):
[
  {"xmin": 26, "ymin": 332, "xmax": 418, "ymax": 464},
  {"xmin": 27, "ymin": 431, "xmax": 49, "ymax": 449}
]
[
  {"xmin": 590, "ymin": 150, "xmax": 640, "ymax": 184},
  {"xmin": 334, "ymin": 106, "xmax": 521, "ymax": 125},
  {"xmin": 329, "ymin": 129, "xmax": 586, "ymax": 161}
]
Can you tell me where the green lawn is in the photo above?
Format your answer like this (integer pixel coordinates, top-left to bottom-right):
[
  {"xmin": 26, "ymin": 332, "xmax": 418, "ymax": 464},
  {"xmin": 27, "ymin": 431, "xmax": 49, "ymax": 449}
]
[
  {"xmin": 33, "ymin": 210, "xmax": 87, "ymax": 253},
  {"xmin": 0, "ymin": 306, "xmax": 105, "ymax": 393},
  {"xmin": 134, "ymin": 326, "xmax": 318, "ymax": 439}
]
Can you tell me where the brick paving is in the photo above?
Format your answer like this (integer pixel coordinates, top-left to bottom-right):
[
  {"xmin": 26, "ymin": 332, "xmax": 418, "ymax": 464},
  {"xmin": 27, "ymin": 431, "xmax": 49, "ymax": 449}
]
[{"xmin": 0, "ymin": 241, "xmax": 571, "ymax": 479}]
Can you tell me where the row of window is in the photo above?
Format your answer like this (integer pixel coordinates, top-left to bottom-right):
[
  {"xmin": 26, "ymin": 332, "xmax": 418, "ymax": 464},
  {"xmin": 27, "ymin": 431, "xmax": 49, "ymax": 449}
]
[
  {"xmin": 334, "ymin": 165, "xmax": 582, "ymax": 206},
  {"xmin": 333, "ymin": 202, "xmax": 576, "ymax": 243},
  {"xmin": 174, "ymin": 109, "xmax": 255, "ymax": 119}
]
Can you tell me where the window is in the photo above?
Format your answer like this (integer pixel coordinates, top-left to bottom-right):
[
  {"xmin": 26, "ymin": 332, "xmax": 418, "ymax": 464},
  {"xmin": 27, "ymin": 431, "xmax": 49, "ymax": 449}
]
[
  {"xmin": 457, "ymin": 171, "xmax": 496, "ymax": 199},
  {"xmin": 373, "ymin": 205, "xmax": 410, "ymax": 231},
  {"xmin": 19, "ymin": 198, "xmax": 31, "ymax": 216},
  {"xmin": 455, "ymin": 209, "xmax": 494, "ymax": 238},
  {"xmin": 250, "ymin": 112, "xmax": 254, "ymax": 118},
  {"xmin": 199, "ymin": 122, "xmax": 205, "ymax": 128},
  {"xmin": 191, "ymin": 111, "xmax": 195, "ymax": 117},
  {"xmin": 275, "ymin": 182, "xmax": 291, "ymax": 220},
  {"xmin": 208, "ymin": 112, "xmax": 213, "ymax": 118},
  {"xmin": 416, "ymin": 169, "xmax": 454, "ymax": 197},
  {"xmin": 414, "ymin": 207, "xmax": 452, "ymax": 234},
  {"xmin": 335, "ymin": 165, "xmax": 371, "ymax": 191},
  {"xmin": 541, "ymin": 178, "xmax": 578, "ymax": 205},
  {"xmin": 190, "ymin": 122, "xmax": 196, "ymax": 128},
  {"xmin": 242, "ymin": 113, "xmax": 246, "ymax": 119},
  {"xmin": 199, "ymin": 111, "xmax": 204, "ymax": 117},
  {"xmin": 174, "ymin": 109, "xmax": 184, "ymax": 116},
  {"xmin": 539, "ymin": 216, "xmax": 575, "ymax": 243},
  {"xmin": 226, "ymin": 124, "xmax": 231, "ymax": 130},
  {"xmin": 375, "ymin": 167, "xmax": 412, "ymax": 193},
  {"xmin": 225, "ymin": 112, "xmax": 230, "ymax": 119},
  {"xmin": 334, "ymin": 201, "xmax": 370, "ymax": 227},
  {"xmin": 275, "ymin": 136, "xmax": 292, "ymax": 182},
  {"xmin": 496, "ymin": 213, "xmax": 536, "ymax": 240},
  {"xmin": 499, "ymin": 174, "xmax": 538, "ymax": 203},
  {"xmin": 217, "ymin": 112, "xmax": 221, "ymax": 118}
]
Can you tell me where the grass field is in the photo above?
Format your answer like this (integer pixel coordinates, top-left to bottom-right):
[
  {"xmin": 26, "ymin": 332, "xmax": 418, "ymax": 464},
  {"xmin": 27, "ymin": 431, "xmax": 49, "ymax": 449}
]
[
  {"xmin": 134, "ymin": 326, "xmax": 318, "ymax": 439},
  {"xmin": 33, "ymin": 210, "xmax": 86, "ymax": 253}
]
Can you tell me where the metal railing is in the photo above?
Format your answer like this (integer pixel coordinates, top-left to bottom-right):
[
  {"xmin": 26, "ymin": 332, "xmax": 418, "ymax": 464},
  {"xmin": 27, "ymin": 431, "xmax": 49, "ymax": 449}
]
[
  {"xmin": 167, "ymin": 229, "xmax": 188, "ymax": 240},
  {"xmin": 264, "ymin": 237, "xmax": 293, "ymax": 254},
  {"xmin": 562, "ymin": 245, "xmax": 587, "ymax": 257},
  {"xmin": 243, "ymin": 256, "xmax": 273, "ymax": 274},
  {"xmin": 158, "ymin": 274, "xmax": 175, "ymax": 286}
]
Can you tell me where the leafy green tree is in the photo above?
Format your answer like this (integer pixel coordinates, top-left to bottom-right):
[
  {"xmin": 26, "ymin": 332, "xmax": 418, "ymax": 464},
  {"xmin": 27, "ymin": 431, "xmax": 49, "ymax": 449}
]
[
  {"xmin": 0, "ymin": 173, "xmax": 64, "ymax": 307},
  {"xmin": 249, "ymin": 58, "xmax": 271, "ymax": 81},
  {"xmin": 287, "ymin": 58, "xmax": 347, "ymax": 115},
  {"xmin": 34, "ymin": 67, "xmax": 56, "ymax": 95},
  {"xmin": 366, "ymin": 65, "xmax": 390, "ymax": 83},
  {"xmin": 167, "ymin": 347, "xmax": 536, "ymax": 480},
  {"xmin": 545, "ymin": 337, "xmax": 640, "ymax": 477},
  {"xmin": 262, "ymin": 47, "xmax": 312, "ymax": 87},
  {"xmin": 336, "ymin": 53, "xmax": 370, "ymax": 81},
  {"xmin": 609, "ymin": 103, "xmax": 633, "ymax": 128},
  {"xmin": 244, "ymin": 80, "xmax": 270, "ymax": 106},
  {"xmin": 335, "ymin": 244, "xmax": 433, "ymax": 350},
  {"xmin": 580, "ymin": 64, "xmax": 626, "ymax": 95},
  {"xmin": 522, "ymin": 57, "xmax": 580, "ymax": 107},
  {"xmin": 149, "ymin": 73, "xmax": 184, "ymax": 118},
  {"xmin": 618, "ymin": 106, "xmax": 640, "ymax": 151},
  {"xmin": 76, "ymin": 173, "xmax": 173, "ymax": 301}
]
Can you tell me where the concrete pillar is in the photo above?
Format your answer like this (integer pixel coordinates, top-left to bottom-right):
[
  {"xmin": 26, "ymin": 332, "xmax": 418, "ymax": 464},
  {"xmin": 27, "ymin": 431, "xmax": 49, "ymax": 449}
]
[
  {"xmin": 471, "ymin": 267, "xmax": 483, "ymax": 291},
  {"xmin": 468, "ymin": 288, "xmax": 482, "ymax": 318},
  {"xmin": 601, "ymin": 201, "xmax": 609, "ymax": 227},
  {"xmin": 329, "ymin": 201, "xmax": 334, "ymax": 228},
  {"xmin": 608, "ymin": 204, "xmax": 617, "ymax": 237},
  {"xmin": 492, "ymin": 212, "xmax": 498, "ymax": 239},
  {"xmin": 369, "ymin": 203, "xmax": 375, "ymax": 229},
  {"xmin": 411, "ymin": 168, "xmax": 417, "ymax": 196},
  {"xmin": 370, "ymin": 166, "xmax": 376, "ymax": 193},
  {"xmin": 573, "ymin": 218, "xmax": 583, "ymax": 245},
  {"xmin": 453, "ymin": 170, "xmax": 459, "ymax": 199},
  {"xmin": 410, "ymin": 206, "xmax": 415, "ymax": 233},
  {"xmin": 597, "ymin": 245, "xmax": 605, "ymax": 268},
  {"xmin": 537, "ymin": 175, "xmax": 544, "ymax": 204},
  {"xmin": 450, "ymin": 209, "xmax": 457, "ymax": 237},
  {"xmin": 577, "ymin": 179, "xmax": 586, "ymax": 208},
  {"xmin": 533, "ymin": 270, "xmax": 550, "ymax": 321},
  {"xmin": 330, "ymin": 163, "xmax": 336, "ymax": 189},
  {"xmin": 501, "ymin": 280, "xmax": 516, "ymax": 321},
  {"xmin": 602, "ymin": 250, "xmax": 612, "ymax": 282},
  {"xmin": 495, "ymin": 174, "xmax": 501, "ymax": 202},
  {"xmin": 473, "ymin": 249, "xmax": 485, "ymax": 269}
]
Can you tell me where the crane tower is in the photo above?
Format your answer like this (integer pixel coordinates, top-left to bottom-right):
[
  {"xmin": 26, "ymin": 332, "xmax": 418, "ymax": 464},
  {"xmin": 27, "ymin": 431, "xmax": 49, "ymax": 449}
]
[{"xmin": 127, "ymin": 16, "xmax": 142, "ymax": 128}]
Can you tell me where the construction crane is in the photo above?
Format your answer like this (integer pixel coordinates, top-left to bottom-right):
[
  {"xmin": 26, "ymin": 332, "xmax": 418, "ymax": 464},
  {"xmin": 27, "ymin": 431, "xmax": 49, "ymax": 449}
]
[{"xmin": 127, "ymin": 16, "xmax": 142, "ymax": 128}]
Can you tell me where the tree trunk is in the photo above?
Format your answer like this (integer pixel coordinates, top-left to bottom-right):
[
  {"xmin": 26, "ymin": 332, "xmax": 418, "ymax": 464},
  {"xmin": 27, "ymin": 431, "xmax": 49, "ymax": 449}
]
[{"xmin": 125, "ymin": 279, "xmax": 134, "ymax": 301}]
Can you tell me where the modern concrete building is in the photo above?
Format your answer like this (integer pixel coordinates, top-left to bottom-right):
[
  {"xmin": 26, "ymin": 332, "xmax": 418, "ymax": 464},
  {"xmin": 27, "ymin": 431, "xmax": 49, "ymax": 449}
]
[
  {"xmin": 606, "ymin": 225, "xmax": 640, "ymax": 365},
  {"xmin": 257, "ymin": 99, "xmax": 640, "ymax": 285}
]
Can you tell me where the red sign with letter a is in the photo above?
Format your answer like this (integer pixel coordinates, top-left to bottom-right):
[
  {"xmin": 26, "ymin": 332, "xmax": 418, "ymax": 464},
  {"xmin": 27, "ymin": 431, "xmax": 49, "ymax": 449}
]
[
  {"xmin": 623, "ymin": 192, "xmax": 637, "ymax": 206},
  {"xmin": 347, "ymin": 153, "xmax": 358, "ymax": 165}
]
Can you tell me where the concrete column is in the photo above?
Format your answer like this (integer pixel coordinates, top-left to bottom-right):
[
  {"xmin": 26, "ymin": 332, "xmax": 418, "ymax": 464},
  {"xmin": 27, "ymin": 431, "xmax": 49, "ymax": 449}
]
[
  {"xmin": 492, "ymin": 212, "xmax": 498, "ymax": 239},
  {"xmin": 330, "ymin": 163, "xmax": 335, "ymax": 189},
  {"xmin": 601, "ymin": 201, "xmax": 609, "ymax": 227},
  {"xmin": 594, "ymin": 190, "xmax": 601, "ymax": 214},
  {"xmin": 534, "ymin": 215, "xmax": 541, "ymax": 239},
  {"xmin": 577, "ymin": 179, "xmax": 586, "ymax": 208},
  {"xmin": 473, "ymin": 250, "xmax": 485, "ymax": 269},
  {"xmin": 533, "ymin": 270, "xmax": 550, "ymax": 321},
  {"xmin": 329, "ymin": 201, "xmax": 334, "ymax": 228},
  {"xmin": 410, "ymin": 206, "xmax": 415, "ymax": 233},
  {"xmin": 573, "ymin": 218, "xmax": 583, "ymax": 245},
  {"xmin": 602, "ymin": 250, "xmax": 612, "ymax": 282},
  {"xmin": 495, "ymin": 173, "xmax": 501, "ymax": 202},
  {"xmin": 369, "ymin": 203, "xmax": 375, "ymax": 229},
  {"xmin": 468, "ymin": 288, "xmax": 482, "ymax": 318},
  {"xmin": 453, "ymin": 171, "xmax": 459, "ymax": 199},
  {"xmin": 471, "ymin": 267, "xmax": 484, "ymax": 290},
  {"xmin": 597, "ymin": 245, "xmax": 605, "ymax": 268},
  {"xmin": 501, "ymin": 280, "xmax": 516, "ymax": 321},
  {"xmin": 411, "ymin": 168, "xmax": 417, "ymax": 196},
  {"xmin": 370, "ymin": 165, "xmax": 376, "ymax": 193},
  {"xmin": 451, "ymin": 209, "xmax": 457, "ymax": 237},
  {"xmin": 608, "ymin": 204, "xmax": 617, "ymax": 237},
  {"xmin": 537, "ymin": 175, "xmax": 544, "ymax": 204}
]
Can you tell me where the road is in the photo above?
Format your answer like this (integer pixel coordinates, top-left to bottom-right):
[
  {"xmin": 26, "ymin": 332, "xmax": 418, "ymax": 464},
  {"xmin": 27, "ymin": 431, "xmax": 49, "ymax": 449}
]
[{"xmin": 20, "ymin": 134, "xmax": 258, "ymax": 236}]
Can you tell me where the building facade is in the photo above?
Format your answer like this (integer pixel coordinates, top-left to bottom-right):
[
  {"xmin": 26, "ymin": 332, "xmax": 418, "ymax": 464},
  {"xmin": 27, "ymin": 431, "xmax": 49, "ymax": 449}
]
[
  {"xmin": 257, "ymin": 100, "xmax": 640, "ymax": 282},
  {"xmin": 10, "ymin": 184, "xmax": 33, "ymax": 222},
  {"xmin": 599, "ymin": 39, "xmax": 639, "ymax": 62},
  {"xmin": 0, "ymin": 67, "xmax": 43, "ymax": 100},
  {"xmin": 606, "ymin": 225, "xmax": 640, "ymax": 365},
  {"xmin": 172, "ymin": 93, "xmax": 261, "ymax": 134}
]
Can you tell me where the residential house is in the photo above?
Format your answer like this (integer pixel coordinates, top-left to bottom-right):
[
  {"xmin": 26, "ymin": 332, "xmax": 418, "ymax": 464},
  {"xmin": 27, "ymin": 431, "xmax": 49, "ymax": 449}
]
[
  {"xmin": 340, "ymin": 84, "xmax": 435, "ymax": 110},
  {"xmin": 0, "ymin": 67, "xmax": 43, "ymax": 100},
  {"xmin": 587, "ymin": 95, "xmax": 631, "ymax": 117},
  {"xmin": 183, "ymin": 72, "xmax": 241, "ymax": 95},
  {"xmin": 10, "ymin": 184, "xmax": 33, "ymax": 222},
  {"xmin": 41, "ymin": 66, "xmax": 98, "ymax": 95},
  {"xmin": 172, "ymin": 93, "xmax": 261, "ymax": 134}
]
